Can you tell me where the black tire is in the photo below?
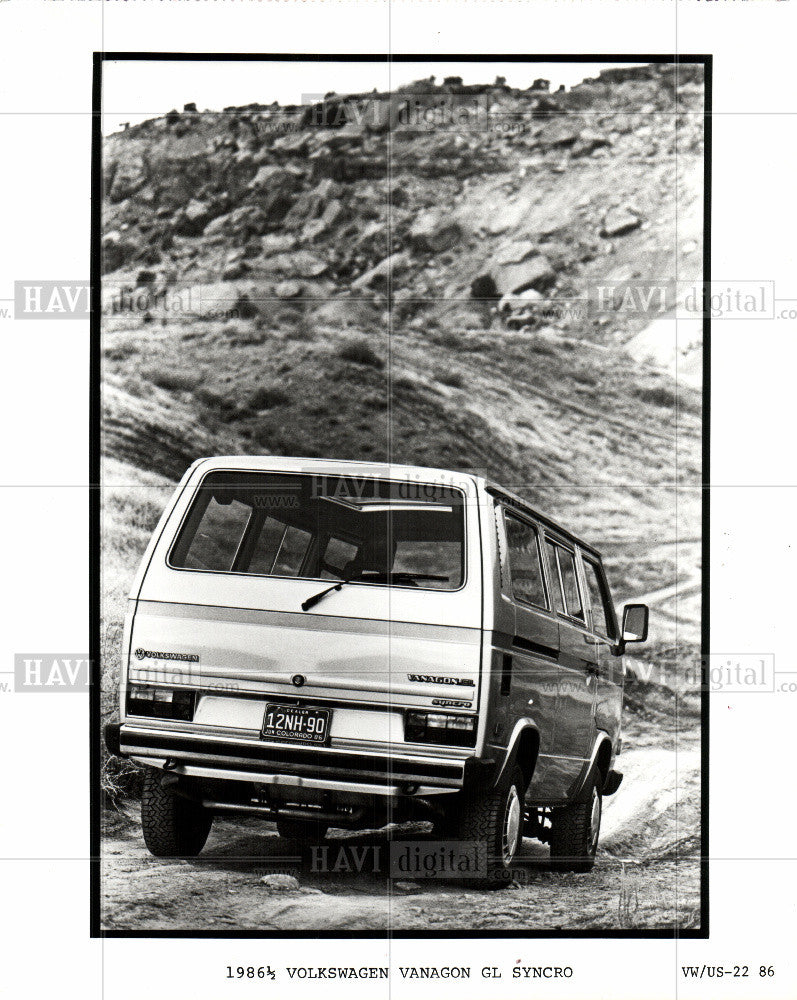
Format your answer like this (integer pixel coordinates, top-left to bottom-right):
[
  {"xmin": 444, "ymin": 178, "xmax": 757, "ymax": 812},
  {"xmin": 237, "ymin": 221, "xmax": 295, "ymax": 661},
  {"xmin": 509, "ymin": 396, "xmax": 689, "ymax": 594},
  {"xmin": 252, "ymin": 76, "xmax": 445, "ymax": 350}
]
[
  {"xmin": 455, "ymin": 764, "xmax": 525, "ymax": 886},
  {"xmin": 276, "ymin": 816, "xmax": 329, "ymax": 844},
  {"xmin": 549, "ymin": 768, "xmax": 602, "ymax": 873},
  {"xmin": 141, "ymin": 768, "xmax": 213, "ymax": 858}
]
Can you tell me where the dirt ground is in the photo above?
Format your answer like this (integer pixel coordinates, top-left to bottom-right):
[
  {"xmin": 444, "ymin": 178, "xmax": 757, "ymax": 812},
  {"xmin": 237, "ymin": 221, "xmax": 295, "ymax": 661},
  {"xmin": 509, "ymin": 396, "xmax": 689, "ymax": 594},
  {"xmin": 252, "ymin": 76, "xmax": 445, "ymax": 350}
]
[{"xmin": 100, "ymin": 734, "xmax": 702, "ymax": 932}]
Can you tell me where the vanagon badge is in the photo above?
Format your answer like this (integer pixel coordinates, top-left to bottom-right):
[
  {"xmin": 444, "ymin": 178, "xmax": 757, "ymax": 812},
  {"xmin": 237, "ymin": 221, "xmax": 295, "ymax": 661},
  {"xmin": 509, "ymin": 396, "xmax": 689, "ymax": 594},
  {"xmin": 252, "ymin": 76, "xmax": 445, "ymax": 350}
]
[{"xmin": 407, "ymin": 674, "xmax": 475, "ymax": 686}]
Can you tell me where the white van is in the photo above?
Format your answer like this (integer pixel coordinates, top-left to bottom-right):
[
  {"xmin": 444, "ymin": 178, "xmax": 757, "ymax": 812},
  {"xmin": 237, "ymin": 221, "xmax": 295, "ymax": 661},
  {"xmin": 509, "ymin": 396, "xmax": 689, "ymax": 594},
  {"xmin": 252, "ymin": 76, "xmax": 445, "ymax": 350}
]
[{"xmin": 105, "ymin": 457, "xmax": 648, "ymax": 881}]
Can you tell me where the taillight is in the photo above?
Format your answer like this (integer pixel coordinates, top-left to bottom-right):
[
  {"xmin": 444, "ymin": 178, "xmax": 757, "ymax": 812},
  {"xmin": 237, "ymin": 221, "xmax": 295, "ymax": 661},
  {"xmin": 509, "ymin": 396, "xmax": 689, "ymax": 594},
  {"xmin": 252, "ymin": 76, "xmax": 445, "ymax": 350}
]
[
  {"xmin": 126, "ymin": 686, "xmax": 195, "ymax": 721},
  {"xmin": 405, "ymin": 711, "xmax": 477, "ymax": 748}
]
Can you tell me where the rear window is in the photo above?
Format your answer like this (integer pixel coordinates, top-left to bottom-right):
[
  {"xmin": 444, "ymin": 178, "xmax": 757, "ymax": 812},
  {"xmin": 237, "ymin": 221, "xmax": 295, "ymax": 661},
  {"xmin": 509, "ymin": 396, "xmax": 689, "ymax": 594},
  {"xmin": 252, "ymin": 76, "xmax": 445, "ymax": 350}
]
[{"xmin": 169, "ymin": 471, "xmax": 466, "ymax": 591}]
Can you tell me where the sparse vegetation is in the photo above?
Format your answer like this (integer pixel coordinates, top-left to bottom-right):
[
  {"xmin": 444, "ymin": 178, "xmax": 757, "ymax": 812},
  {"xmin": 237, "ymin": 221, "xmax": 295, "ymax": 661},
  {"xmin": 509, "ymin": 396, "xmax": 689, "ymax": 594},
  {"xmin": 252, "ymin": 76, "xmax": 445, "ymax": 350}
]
[
  {"xmin": 337, "ymin": 338, "xmax": 385, "ymax": 369},
  {"xmin": 246, "ymin": 385, "xmax": 291, "ymax": 410},
  {"xmin": 142, "ymin": 367, "xmax": 200, "ymax": 393}
]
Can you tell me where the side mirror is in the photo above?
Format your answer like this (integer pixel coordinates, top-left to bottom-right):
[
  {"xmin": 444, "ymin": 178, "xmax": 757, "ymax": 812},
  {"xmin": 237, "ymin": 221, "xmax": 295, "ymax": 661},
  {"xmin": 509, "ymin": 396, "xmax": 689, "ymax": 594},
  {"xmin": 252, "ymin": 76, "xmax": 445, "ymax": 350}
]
[{"xmin": 621, "ymin": 603, "xmax": 649, "ymax": 644}]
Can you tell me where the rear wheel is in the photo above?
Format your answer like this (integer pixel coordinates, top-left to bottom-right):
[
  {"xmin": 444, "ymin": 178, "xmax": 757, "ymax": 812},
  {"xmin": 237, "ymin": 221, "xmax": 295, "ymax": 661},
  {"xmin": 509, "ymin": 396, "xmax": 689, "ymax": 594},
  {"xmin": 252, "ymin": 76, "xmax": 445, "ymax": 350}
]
[
  {"xmin": 549, "ymin": 768, "xmax": 602, "ymax": 873},
  {"xmin": 455, "ymin": 764, "xmax": 525, "ymax": 886},
  {"xmin": 141, "ymin": 768, "xmax": 213, "ymax": 858},
  {"xmin": 276, "ymin": 816, "xmax": 329, "ymax": 844}
]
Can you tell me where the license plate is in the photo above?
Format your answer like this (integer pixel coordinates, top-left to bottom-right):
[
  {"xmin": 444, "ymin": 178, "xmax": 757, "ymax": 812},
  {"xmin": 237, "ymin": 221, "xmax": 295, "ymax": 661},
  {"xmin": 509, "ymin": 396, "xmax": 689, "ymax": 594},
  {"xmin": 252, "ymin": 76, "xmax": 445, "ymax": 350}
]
[{"xmin": 261, "ymin": 704, "xmax": 332, "ymax": 746}]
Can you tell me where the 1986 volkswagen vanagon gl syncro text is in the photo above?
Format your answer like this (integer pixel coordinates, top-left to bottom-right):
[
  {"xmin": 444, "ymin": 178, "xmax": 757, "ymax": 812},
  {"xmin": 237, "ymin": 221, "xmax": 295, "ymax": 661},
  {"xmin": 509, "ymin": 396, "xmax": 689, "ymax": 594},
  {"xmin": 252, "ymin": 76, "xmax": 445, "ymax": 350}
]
[{"xmin": 105, "ymin": 457, "xmax": 648, "ymax": 882}]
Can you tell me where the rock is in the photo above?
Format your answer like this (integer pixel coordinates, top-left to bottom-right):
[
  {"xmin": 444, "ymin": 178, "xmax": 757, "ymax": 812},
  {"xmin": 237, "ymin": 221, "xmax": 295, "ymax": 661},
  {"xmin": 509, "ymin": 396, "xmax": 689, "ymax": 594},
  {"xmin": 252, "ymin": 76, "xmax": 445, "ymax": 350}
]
[
  {"xmin": 272, "ymin": 132, "xmax": 310, "ymax": 157},
  {"xmin": 408, "ymin": 211, "xmax": 463, "ymax": 253},
  {"xmin": 600, "ymin": 207, "xmax": 642, "ymax": 238},
  {"xmin": 108, "ymin": 152, "xmax": 148, "ymax": 203},
  {"xmin": 351, "ymin": 251, "xmax": 410, "ymax": 290},
  {"xmin": 499, "ymin": 287, "xmax": 544, "ymax": 312},
  {"xmin": 393, "ymin": 881, "xmax": 422, "ymax": 893},
  {"xmin": 542, "ymin": 123, "xmax": 580, "ymax": 149},
  {"xmin": 225, "ymin": 205, "xmax": 268, "ymax": 240},
  {"xmin": 272, "ymin": 251, "xmax": 327, "ymax": 279},
  {"xmin": 174, "ymin": 199, "xmax": 214, "ymax": 236},
  {"xmin": 470, "ymin": 274, "xmax": 500, "ymax": 300},
  {"xmin": 495, "ymin": 240, "xmax": 536, "ymax": 266},
  {"xmin": 275, "ymin": 279, "xmax": 302, "ymax": 299},
  {"xmin": 260, "ymin": 873, "xmax": 300, "ymax": 891},
  {"xmin": 484, "ymin": 200, "xmax": 527, "ymax": 236},
  {"xmin": 247, "ymin": 164, "xmax": 303, "ymax": 192},
  {"xmin": 261, "ymin": 233, "xmax": 297, "ymax": 255},
  {"xmin": 223, "ymin": 260, "xmax": 249, "ymax": 280},
  {"xmin": 571, "ymin": 129, "xmax": 612, "ymax": 157},
  {"xmin": 497, "ymin": 254, "xmax": 555, "ymax": 295},
  {"xmin": 101, "ymin": 232, "xmax": 136, "ymax": 274}
]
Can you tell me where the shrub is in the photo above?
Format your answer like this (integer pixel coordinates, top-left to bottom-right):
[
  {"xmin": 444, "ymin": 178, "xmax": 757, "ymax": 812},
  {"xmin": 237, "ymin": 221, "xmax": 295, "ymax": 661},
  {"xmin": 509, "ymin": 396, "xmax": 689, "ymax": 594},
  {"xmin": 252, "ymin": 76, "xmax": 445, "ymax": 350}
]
[
  {"xmin": 337, "ymin": 338, "xmax": 384, "ymax": 369},
  {"xmin": 144, "ymin": 367, "xmax": 199, "ymax": 392},
  {"xmin": 634, "ymin": 383, "xmax": 677, "ymax": 408},
  {"xmin": 438, "ymin": 370, "xmax": 464, "ymax": 388},
  {"xmin": 234, "ymin": 292, "xmax": 260, "ymax": 320},
  {"xmin": 247, "ymin": 385, "xmax": 291, "ymax": 410}
]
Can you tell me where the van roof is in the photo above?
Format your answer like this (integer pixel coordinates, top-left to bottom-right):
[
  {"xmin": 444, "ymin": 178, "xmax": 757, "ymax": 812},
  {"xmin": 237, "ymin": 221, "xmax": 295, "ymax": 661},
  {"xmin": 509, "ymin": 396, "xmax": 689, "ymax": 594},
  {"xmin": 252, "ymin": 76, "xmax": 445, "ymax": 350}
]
[{"xmin": 191, "ymin": 456, "xmax": 601, "ymax": 560}]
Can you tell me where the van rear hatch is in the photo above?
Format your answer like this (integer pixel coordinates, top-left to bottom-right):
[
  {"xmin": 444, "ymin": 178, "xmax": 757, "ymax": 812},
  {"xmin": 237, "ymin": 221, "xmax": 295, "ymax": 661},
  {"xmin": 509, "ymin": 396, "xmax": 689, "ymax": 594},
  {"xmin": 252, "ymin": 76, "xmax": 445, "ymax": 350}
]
[{"xmin": 125, "ymin": 465, "xmax": 483, "ymax": 751}]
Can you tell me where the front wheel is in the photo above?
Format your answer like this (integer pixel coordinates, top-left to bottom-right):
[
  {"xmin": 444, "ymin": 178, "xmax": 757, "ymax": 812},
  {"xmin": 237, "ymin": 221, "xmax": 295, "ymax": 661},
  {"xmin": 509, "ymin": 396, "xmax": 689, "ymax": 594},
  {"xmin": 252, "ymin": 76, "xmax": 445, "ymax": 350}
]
[
  {"xmin": 549, "ymin": 768, "xmax": 602, "ymax": 873},
  {"xmin": 141, "ymin": 768, "xmax": 213, "ymax": 858}
]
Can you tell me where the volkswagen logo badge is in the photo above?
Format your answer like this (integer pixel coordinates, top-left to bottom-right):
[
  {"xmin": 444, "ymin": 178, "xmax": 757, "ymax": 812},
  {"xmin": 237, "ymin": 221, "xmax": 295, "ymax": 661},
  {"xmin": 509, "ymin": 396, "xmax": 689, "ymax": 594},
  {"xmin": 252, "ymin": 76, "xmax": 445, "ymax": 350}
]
[
  {"xmin": 135, "ymin": 648, "xmax": 145, "ymax": 660},
  {"xmin": 291, "ymin": 673, "xmax": 306, "ymax": 688}
]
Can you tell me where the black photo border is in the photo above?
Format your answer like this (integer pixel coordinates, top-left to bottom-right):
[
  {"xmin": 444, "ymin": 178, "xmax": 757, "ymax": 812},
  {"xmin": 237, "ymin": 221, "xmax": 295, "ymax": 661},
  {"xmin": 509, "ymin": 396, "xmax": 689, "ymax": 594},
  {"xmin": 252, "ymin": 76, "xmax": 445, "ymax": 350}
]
[{"xmin": 90, "ymin": 51, "xmax": 712, "ymax": 941}]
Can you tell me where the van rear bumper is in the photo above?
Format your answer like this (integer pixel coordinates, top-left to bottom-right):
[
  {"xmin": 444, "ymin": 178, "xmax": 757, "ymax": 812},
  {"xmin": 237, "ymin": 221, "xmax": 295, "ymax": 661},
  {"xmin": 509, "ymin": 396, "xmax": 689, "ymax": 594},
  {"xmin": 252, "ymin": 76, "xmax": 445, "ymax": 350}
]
[{"xmin": 106, "ymin": 723, "xmax": 492, "ymax": 797}]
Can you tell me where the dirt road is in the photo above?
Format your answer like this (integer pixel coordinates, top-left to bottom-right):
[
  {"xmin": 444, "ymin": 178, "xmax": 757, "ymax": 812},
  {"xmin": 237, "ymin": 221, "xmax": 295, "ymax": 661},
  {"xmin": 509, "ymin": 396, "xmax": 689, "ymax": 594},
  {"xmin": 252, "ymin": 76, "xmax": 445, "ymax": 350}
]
[{"xmin": 101, "ymin": 740, "xmax": 701, "ymax": 932}]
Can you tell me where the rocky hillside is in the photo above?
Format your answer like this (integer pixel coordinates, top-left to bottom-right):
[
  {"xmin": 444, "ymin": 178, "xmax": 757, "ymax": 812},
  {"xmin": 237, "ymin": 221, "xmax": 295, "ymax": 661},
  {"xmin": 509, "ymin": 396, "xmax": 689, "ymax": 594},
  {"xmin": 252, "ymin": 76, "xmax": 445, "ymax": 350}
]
[{"xmin": 101, "ymin": 63, "xmax": 704, "ymax": 651}]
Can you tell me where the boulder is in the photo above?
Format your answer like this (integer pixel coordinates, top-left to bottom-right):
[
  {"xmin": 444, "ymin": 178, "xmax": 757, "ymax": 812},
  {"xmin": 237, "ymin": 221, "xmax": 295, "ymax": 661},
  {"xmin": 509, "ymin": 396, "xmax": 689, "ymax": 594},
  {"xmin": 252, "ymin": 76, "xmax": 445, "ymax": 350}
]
[
  {"xmin": 271, "ymin": 251, "xmax": 327, "ymax": 279},
  {"xmin": 497, "ymin": 254, "xmax": 555, "ymax": 295},
  {"xmin": 260, "ymin": 873, "xmax": 300, "ymax": 892},
  {"xmin": 571, "ymin": 129, "xmax": 612, "ymax": 157},
  {"xmin": 261, "ymin": 233, "xmax": 298, "ymax": 255},
  {"xmin": 101, "ymin": 231, "xmax": 137, "ymax": 274},
  {"xmin": 408, "ymin": 211, "xmax": 463, "ymax": 253},
  {"xmin": 247, "ymin": 164, "xmax": 303, "ymax": 192},
  {"xmin": 108, "ymin": 152, "xmax": 148, "ymax": 203},
  {"xmin": 274, "ymin": 279, "xmax": 302, "ymax": 299},
  {"xmin": 174, "ymin": 198, "xmax": 226, "ymax": 237},
  {"xmin": 470, "ymin": 274, "xmax": 500, "ymax": 300},
  {"xmin": 224, "ymin": 205, "xmax": 268, "ymax": 240},
  {"xmin": 223, "ymin": 260, "xmax": 249, "ymax": 280},
  {"xmin": 495, "ymin": 240, "xmax": 536, "ymax": 265},
  {"xmin": 351, "ymin": 251, "xmax": 411, "ymax": 290},
  {"xmin": 600, "ymin": 207, "xmax": 642, "ymax": 238}
]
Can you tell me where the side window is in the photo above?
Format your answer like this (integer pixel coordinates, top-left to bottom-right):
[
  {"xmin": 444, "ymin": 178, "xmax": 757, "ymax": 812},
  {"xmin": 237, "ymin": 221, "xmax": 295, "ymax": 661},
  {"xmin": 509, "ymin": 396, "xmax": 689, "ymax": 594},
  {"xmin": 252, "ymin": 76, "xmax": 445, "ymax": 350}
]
[
  {"xmin": 546, "ymin": 541, "xmax": 584, "ymax": 621},
  {"xmin": 178, "ymin": 497, "xmax": 251, "ymax": 571},
  {"xmin": 272, "ymin": 524, "xmax": 312, "ymax": 576},
  {"xmin": 544, "ymin": 541, "xmax": 566, "ymax": 614},
  {"xmin": 322, "ymin": 535, "xmax": 359, "ymax": 578},
  {"xmin": 583, "ymin": 558, "xmax": 614, "ymax": 638},
  {"xmin": 504, "ymin": 512, "xmax": 548, "ymax": 609}
]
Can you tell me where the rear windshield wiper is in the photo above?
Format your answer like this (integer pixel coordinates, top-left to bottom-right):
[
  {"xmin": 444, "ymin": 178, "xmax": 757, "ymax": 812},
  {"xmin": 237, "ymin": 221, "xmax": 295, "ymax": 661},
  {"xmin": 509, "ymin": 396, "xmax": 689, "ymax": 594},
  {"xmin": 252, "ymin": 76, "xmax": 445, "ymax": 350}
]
[
  {"xmin": 301, "ymin": 578, "xmax": 350, "ymax": 612},
  {"xmin": 301, "ymin": 571, "xmax": 451, "ymax": 610}
]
